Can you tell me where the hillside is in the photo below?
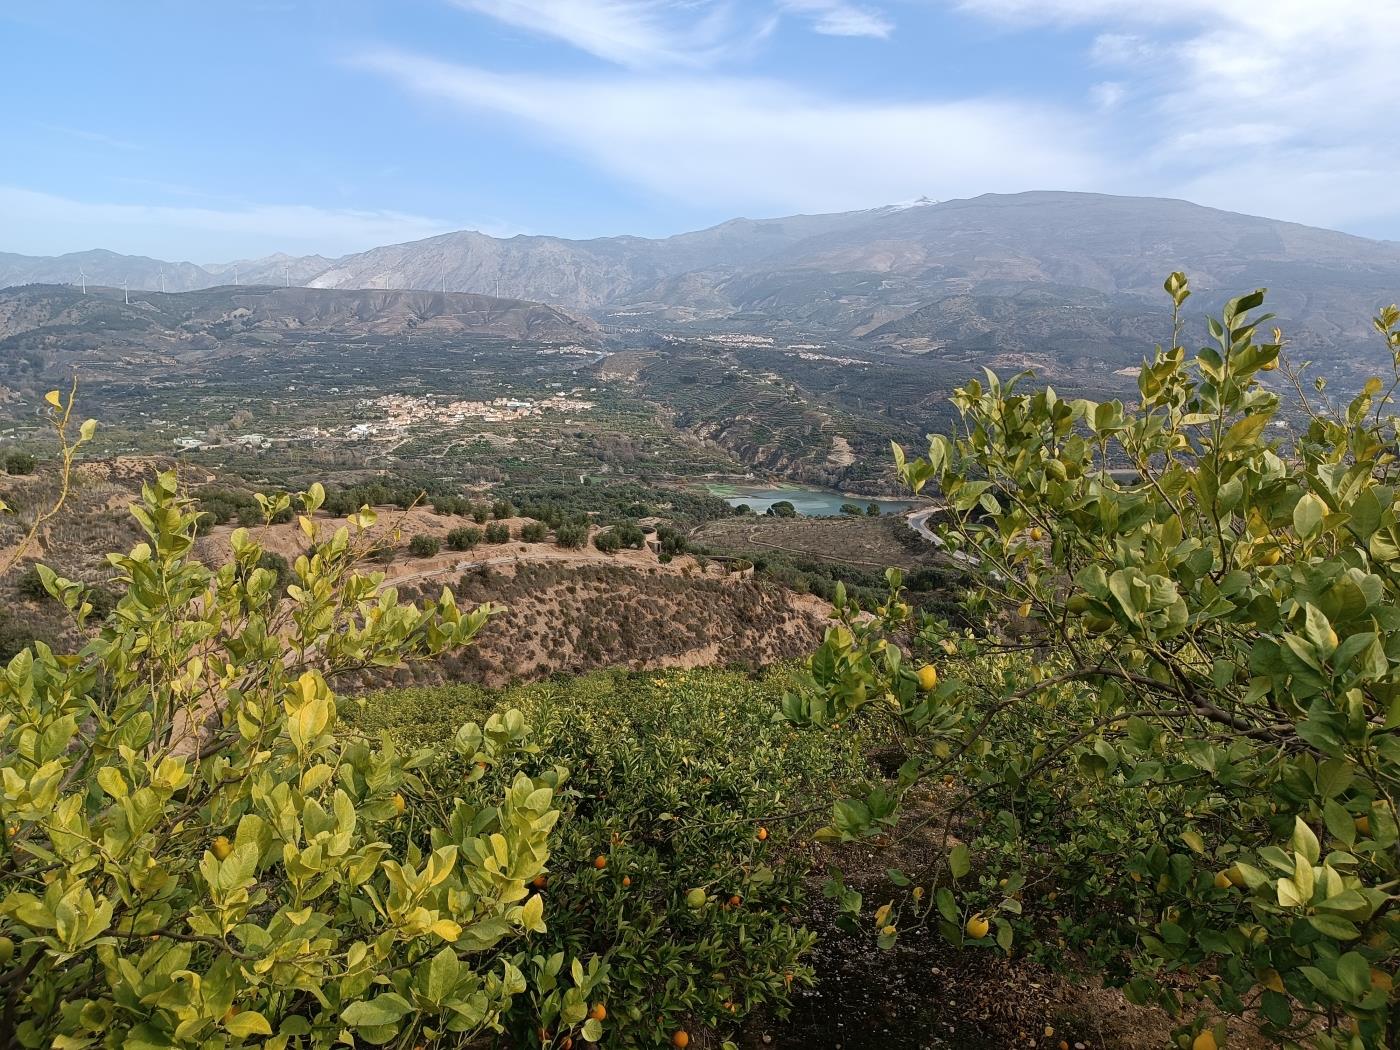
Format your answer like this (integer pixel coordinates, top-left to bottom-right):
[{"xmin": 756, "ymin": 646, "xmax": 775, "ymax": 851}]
[
  {"xmin": 7, "ymin": 192, "xmax": 1398, "ymax": 375},
  {"xmin": 0, "ymin": 283, "xmax": 599, "ymax": 370}
]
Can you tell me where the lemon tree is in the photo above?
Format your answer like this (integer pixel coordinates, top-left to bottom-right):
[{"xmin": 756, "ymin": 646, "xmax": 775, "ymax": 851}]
[
  {"xmin": 0, "ymin": 435, "xmax": 566, "ymax": 1046},
  {"xmin": 790, "ymin": 278, "xmax": 1400, "ymax": 1048}
]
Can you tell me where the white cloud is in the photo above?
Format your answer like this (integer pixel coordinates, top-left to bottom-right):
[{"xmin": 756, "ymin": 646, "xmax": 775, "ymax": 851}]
[
  {"xmin": 1089, "ymin": 81, "xmax": 1123, "ymax": 111},
  {"xmin": 359, "ymin": 50, "xmax": 1101, "ymax": 214},
  {"xmin": 954, "ymin": 0, "xmax": 1400, "ymax": 233},
  {"xmin": 448, "ymin": 0, "xmax": 767, "ymax": 68},
  {"xmin": 0, "ymin": 186, "xmax": 460, "ymax": 260},
  {"xmin": 779, "ymin": 0, "xmax": 894, "ymax": 38}
]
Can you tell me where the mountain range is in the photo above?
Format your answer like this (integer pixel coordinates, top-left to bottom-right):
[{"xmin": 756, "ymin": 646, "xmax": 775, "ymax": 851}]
[{"xmin": 6, "ymin": 191, "xmax": 1400, "ymax": 371}]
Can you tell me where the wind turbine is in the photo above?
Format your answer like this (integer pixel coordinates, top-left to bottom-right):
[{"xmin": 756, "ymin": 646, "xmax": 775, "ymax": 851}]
[
  {"xmin": 78, "ymin": 268, "xmax": 87, "ymax": 294},
  {"xmin": 123, "ymin": 277, "xmax": 129, "ymax": 305},
  {"xmin": 233, "ymin": 265, "xmax": 240, "ymax": 286},
  {"xmin": 158, "ymin": 266, "xmax": 167, "ymax": 294},
  {"xmin": 284, "ymin": 264, "xmax": 290, "ymax": 288}
]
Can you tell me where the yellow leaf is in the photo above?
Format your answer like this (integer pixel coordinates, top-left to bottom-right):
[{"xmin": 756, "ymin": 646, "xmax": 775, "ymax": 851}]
[
  {"xmin": 429, "ymin": 918, "xmax": 462, "ymax": 942},
  {"xmin": 44, "ymin": 390, "xmax": 61, "ymax": 408}
]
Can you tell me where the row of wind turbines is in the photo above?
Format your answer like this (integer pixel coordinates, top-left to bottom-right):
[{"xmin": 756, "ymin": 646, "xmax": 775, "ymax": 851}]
[{"xmin": 75, "ymin": 261, "xmax": 296, "ymax": 301}]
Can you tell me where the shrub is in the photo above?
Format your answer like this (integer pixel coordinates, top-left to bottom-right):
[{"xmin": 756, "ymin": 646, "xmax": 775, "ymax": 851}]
[
  {"xmin": 839, "ymin": 503, "xmax": 863, "ymax": 516},
  {"xmin": 0, "ymin": 473, "xmax": 583, "ymax": 1048},
  {"xmin": 766, "ymin": 501, "xmax": 796, "ymax": 518},
  {"xmin": 520, "ymin": 521, "xmax": 549, "ymax": 543},
  {"xmin": 408, "ymin": 534, "xmax": 441, "ymax": 558},
  {"xmin": 492, "ymin": 500, "xmax": 515, "ymax": 520},
  {"xmin": 3, "ymin": 451, "xmax": 36, "ymax": 475},
  {"xmin": 447, "ymin": 525, "xmax": 482, "ymax": 551},
  {"xmin": 792, "ymin": 278, "xmax": 1400, "ymax": 1049},
  {"xmin": 556, "ymin": 524, "xmax": 588, "ymax": 549},
  {"xmin": 352, "ymin": 668, "xmax": 867, "ymax": 1048},
  {"xmin": 14, "ymin": 562, "xmax": 50, "ymax": 602},
  {"xmin": 611, "ymin": 522, "xmax": 645, "ymax": 549},
  {"xmin": 593, "ymin": 530, "xmax": 622, "ymax": 554},
  {"xmin": 484, "ymin": 522, "xmax": 511, "ymax": 544}
]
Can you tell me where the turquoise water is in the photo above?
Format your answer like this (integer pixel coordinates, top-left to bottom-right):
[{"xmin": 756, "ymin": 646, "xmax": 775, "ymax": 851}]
[{"xmin": 706, "ymin": 482, "xmax": 916, "ymax": 517}]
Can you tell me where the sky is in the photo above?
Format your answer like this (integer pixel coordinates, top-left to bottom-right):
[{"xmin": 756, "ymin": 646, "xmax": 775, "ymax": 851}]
[{"xmin": 3, "ymin": 0, "xmax": 1399, "ymax": 262}]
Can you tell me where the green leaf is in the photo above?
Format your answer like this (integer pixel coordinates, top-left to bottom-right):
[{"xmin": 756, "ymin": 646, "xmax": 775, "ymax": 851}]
[
  {"xmin": 342, "ymin": 994, "xmax": 414, "ymax": 1027},
  {"xmin": 225, "ymin": 1011, "xmax": 274, "ymax": 1038},
  {"xmin": 949, "ymin": 844, "xmax": 970, "ymax": 880}
]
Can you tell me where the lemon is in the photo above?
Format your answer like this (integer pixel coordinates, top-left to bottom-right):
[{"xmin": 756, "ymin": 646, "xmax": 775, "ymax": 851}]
[
  {"xmin": 211, "ymin": 835, "xmax": 233, "ymax": 861},
  {"xmin": 964, "ymin": 913, "xmax": 990, "ymax": 940},
  {"xmin": 916, "ymin": 665, "xmax": 939, "ymax": 692}
]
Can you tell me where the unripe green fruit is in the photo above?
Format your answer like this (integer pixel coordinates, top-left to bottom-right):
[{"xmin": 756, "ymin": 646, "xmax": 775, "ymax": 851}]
[
  {"xmin": 686, "ymin": 888, "xmax": 707, "ymax": 909},
  {"xmin": 0, "ymin": 935, "xmax": 13, "ymax": 964}
]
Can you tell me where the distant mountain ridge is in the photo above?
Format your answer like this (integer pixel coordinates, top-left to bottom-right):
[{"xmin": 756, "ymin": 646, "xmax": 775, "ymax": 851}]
[
  {"xmin": 0, "ymin": 284, "xmax": 599, "ymax": 362},
  {"xmin": 6, "ymin": 192, "xmax": 1400, "ymax": 370}
]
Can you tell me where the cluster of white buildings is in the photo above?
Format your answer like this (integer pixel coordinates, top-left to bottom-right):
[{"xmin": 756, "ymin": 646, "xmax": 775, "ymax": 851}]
[{"xmin": 342, "ymin": 391, "xmax": 597, "ymax": 440}]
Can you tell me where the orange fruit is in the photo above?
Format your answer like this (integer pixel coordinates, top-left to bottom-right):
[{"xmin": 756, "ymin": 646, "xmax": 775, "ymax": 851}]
[
  {"xmin": 593, "ymin": 855, "xmax": 607, "ymax": 869},
  {"xmin": 622, "ymin": 875, "xmax": 632, "ymax": 887},
  {"xmin": 729, "ymin": 894, "xmax": 742, "ymax": 907},
  {"xmin": 532, "ymin": 875, "xmax": 548, "ymax": 889},
  {"xmin": 756, "ymin": 827, "xmax": 769, "ymax": 842},
  {"xmin": 1192, "ymin": 1031, "xmax": 1218, "ymax": 1050},
  {"xmin": 588, "ymin": 1003, "xmax": 607, "ymax": 1022},
  {"xmin": 672, "ymin": 1032, "xmax": 690, "ymax": 1048}
]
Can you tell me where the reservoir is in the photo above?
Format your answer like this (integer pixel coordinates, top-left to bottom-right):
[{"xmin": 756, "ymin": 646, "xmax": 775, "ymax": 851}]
[{"xmin": 706, "ymin": 482, "xmax": 917, "ymax": 517}]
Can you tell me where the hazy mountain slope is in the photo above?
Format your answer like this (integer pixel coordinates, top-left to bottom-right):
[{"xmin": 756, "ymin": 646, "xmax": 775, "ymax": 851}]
[
  {"xmin": 4, "ymin": 192, "xmax": 1398, "ymax": 373},
  {"xmin": 303, "ymin": 209, "xmax": 888, "ymax": 308},
  {"xmin": 0, "ymin": 249, "xmax": 214, "ymax": 293},
  {"xmin": 0, "ymin": 284, "xmax": 598, "ymax": 365}
]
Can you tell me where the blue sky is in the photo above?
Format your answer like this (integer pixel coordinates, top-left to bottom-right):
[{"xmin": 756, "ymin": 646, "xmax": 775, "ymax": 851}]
[{"xmin": 3, "ymin": 1, "xmax": 1398, "ymax": 261}]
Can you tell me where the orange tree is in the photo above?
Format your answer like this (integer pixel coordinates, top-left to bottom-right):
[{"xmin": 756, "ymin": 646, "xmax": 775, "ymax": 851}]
[
  {"xmin": 0, "ymin": 405, "xmax": 590, "ymax": 1048},
  {"xmin": 788, "ymin": 277, "xmax": 1400, "ymax": 1048},
  {"xmin": 352, "ymin": 668, "xmax": 870, "ymax": 1049}
]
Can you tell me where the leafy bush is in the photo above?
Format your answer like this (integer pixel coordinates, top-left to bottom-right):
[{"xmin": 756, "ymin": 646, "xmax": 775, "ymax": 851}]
[
  {"xmin": 0, "ymin": 473, "xmax": 583, "ymax": 1048},
  {"xmin": 520, "ymin": 521, "xmax": 549, "ymax": 543},
  {"xmin": 14, "ymin": 562, "xmax": 49, "ymax": 602},
  {"xmin": 492, "ymin": 500, "xmax": 515, "ymax": 521},
  {"xmin": 352, "ymin": 668, "xmax": 868, "ymax": 1048},
  {"xmin": 556, "ymin": 524, "xmax": 588, "ymax": 549},
  {"xmin": 792, "ymin": 278, "xmax": 1400, "ymax": 1048},
  {"xmin": 593, "ymin": 531, "xmax": 622, "ymax": 554},
  {"xmin": 3, "ymin": 451, "xmax": 36, "ymax": 475},
  {"xmin": 766, "ymin": 501, "xmax": 796, "ymax": 518},
  {"xmin": 447, "ymin": 526, "xmax": 482, "ymax": 551},
  {"xmin": 409, "ymin": 533, "xmax": 441, "ymax": 558},
  {"xmin": 484, "ymin": 522, "xmax": 511, "ymax": 545}
]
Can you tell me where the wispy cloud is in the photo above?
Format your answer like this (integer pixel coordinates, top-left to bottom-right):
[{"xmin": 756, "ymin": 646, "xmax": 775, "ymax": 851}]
[
  {"xmin": 36, "ymin": 122, "xmax": 142, "ymax": 151},
  {"xmin": 954, "ymin": 0, "xmax": 1400, "ymax": 232},
  {"xmin": 358, "ymin": 50, "xmax": 1100, "ymax": 213},
  {"xmin": 779, "ymin": 0, "xmax": 893, "ymax": 38},
  {"xmin": 0, "ymin": 186, "xmax": 460, "ymax": 260},
  {"xmin": 448, "ymin": 0, "xmax": 766, "ymax": 68}
]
